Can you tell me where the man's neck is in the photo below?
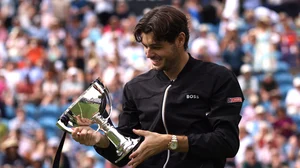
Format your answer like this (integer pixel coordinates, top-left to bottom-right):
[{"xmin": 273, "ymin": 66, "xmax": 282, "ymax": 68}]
[{"xmin": 164, "ymin": 52, "xmax": 189, "ymax": 80}]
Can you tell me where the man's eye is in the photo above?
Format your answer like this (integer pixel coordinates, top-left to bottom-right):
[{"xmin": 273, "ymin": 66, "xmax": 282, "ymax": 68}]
[{"xmin": 151, "ymin": 46, "xmax": 161, "ymax": 50}]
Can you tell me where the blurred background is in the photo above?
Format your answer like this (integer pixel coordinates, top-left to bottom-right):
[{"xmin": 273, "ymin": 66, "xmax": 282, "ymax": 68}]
[{"xmin": 0, "ymin": 0, "xmax": 299, "ymax": 168}]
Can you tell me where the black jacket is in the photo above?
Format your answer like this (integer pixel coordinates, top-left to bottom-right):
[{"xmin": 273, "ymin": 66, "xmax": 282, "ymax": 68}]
[{"xmin": 95, "ymin": 55, "xmax": 244, "ymax": 168}]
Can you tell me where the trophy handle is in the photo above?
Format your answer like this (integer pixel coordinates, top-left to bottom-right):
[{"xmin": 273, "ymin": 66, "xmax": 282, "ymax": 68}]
[
  {"xmin": 57, "ymin": 119, "xmax": 102, "ymax": 133},
  {"xmin": 92, "ymin": 79, "xmax": 113, "ymax": 122}
]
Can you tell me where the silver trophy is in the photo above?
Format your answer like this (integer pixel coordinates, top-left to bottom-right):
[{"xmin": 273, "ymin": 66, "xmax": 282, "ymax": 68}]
[{"xmin": 56, "ymin": 78, "xmax": 140, "ymax": 163}]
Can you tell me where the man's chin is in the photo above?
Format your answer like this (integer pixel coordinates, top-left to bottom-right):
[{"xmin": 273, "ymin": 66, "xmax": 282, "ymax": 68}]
[{"xmin": 152, "ymin": 66, "xmax": 162, "ymax": 71}]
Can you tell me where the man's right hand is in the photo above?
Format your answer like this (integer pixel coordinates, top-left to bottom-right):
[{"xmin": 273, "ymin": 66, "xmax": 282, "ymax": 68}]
[{"xmin": 71, "ymin": 126, "xmax": 110, "ymax": 148}]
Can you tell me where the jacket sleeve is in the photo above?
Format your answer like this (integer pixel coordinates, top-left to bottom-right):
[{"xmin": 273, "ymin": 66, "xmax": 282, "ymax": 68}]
[
  {"xmin": 187, "ymin": 69, "xmax": 243, "ymax": 159},
  {"xmin": 94, "ymin": 83, "xmax": 141, "ymax": 167}
]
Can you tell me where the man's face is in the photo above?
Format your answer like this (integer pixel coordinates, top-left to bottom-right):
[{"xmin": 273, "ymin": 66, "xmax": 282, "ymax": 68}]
[{"xmin": 141, "ymin": 32, "xmax": 179, "ymax": 72}]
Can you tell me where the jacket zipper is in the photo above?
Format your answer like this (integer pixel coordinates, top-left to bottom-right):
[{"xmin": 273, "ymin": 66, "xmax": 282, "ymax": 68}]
[{"xmin": 162, "ymin": 80, "xmax": 174, "ymax": 168}]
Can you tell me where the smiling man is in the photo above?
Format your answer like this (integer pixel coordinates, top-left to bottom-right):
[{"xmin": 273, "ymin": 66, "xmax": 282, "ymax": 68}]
[{"xmin": 72, "ymin": 5, "xmax": 244, "ymax": 168}]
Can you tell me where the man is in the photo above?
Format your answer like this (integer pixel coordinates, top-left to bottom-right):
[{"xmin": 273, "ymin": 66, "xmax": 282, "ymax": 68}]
[{"xmin": 72, "ymin": 5, "xmax": 244, "ymax": 168}]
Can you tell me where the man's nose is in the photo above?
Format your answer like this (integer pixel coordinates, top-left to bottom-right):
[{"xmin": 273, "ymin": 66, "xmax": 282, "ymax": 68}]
[{"xmin": 145, "ymin": 48, "xmax": 154, "ymax": 58}]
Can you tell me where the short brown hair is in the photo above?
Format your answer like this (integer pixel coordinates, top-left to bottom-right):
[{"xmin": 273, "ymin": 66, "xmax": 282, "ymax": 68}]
[{"xmin": 134, "ymin": 5, "xmax": 189, "ymax": 50}]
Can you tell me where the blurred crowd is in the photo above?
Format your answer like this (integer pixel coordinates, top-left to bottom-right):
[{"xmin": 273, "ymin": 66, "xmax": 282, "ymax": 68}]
[{"xmin": 0, "ymin": 0, "xmax": 299, "ymax": 168}]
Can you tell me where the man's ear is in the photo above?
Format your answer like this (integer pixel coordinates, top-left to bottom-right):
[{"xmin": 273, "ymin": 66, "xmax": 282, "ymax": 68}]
[{"xmin": 176, "ymin": 32, "xmax": 185, "ymax": 48}]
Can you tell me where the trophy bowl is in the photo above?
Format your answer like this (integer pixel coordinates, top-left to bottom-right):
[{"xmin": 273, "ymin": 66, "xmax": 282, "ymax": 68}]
[
  {"xmin": 56, "ymin": 78, "xmax": 140, "ymax": 163},
  {"xmin": 56, "ymin": 78, "xmax": 110, "ymax": 133}
]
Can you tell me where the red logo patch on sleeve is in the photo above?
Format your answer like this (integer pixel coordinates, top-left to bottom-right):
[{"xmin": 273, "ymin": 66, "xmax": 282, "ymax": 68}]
[{"xmin": 227, "ymin": 97, "xmax": 243, "ymax": 103}]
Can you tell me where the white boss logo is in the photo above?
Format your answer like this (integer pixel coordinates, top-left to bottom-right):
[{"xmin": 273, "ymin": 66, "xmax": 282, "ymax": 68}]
[{"xmin": 186, "ymin": 94, "xmax": 199, "ymax": 99}]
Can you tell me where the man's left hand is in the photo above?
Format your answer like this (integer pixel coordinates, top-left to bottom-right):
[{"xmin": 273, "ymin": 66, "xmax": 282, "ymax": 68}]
[{"xmin": 128, "ymin": 129, "xmax": 169, "ymax": 168}]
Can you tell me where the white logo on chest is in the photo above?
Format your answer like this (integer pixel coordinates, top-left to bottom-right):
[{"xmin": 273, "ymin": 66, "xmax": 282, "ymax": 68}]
[{"xmin": 186, "ymin": 94, "xmax": 199, "ymax": 99}]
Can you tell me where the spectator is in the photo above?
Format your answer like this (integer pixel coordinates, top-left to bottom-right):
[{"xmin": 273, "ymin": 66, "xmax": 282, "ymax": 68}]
[
  {"xmin": 249, "ymin": 16, "xmax": 278, "ymax": 73},
  {"xmin": 0, "ymin": 72, "xmax": 8, "ymax": 118},
  {"xmin": 25, "ymin": 14, "xmax": 47, "ymax": 43},
  {"xmin": 235, "ymin": 125, "xmax": 255, "ymax": 168},
  {"xmin": 48, "ymin": 0, "xmax": 70, "ymax": 24},
  {"xmin": 99, "ymin": 19, "xmax": 124, "ymax": 62},
  {"xmin": 25, "ymin": 38, "xmax": 45, "ymax": 66},
  {"xmin": 17, "ymin": 61, "xmax": 44, "ymax": 104},
  {"xmin": 267, "ymin": 148, "xmax": 289, "ymax": 168},
  {"xmin": 120, "ymin": 14, "xmax": 138, "ymax": 44},
  {"xmin": 6, "ymin": 27, "xmax": 28, "ymax": 62},
  {"xmin": 237, "ymin": 64, "xmax": 259, "ymax": 100},
  {"xmin": 255, "ymin": 134, "xmax": 276, "ymax": 166},
  {"xmin": 263, "ymin": 90, "xmax": 284, "ymax": 116},
  {"xmin": 259, "ymin": 72, "xmax": 279, "ymax": 102},
  {"xmin": 44, "ymin": 136, "xmax": 71, "ymax": 168},
  {"xmin": 190, "ymin": 24, "xmax": 220, "ymax": 62},
  {"xmin": 17, "ymin": 0, "xmax": 37, "ymax": 32},
  {"xmin": 273, "ymin": 107, "xmax": 297, "ymax": 139},
  {"xmin": 239, "ymin": 10, "xmax": 256, "ymax": 34},
  {"xmin": 69, "ymin": 0, "xmax": 90, "ymax": 21},
  {"xmin": 15, "ymin": 74, "xmax": 35, "ymax": 104},
  {"xmin": 46, "ymin": 37, "xmax": 64, "ymax": 63},
  {"xmin": 183, "ymin": 0, "xmax": 202, "ymax": 23},
  {"xmin": 102, "ymin": 15, "xmax": 123, "ymax": 35},
  {"xmin": 221, "ymin": 22, "xmax": 245, "ymax": 76},
  {"xmin": 272, "ymin": 133, "xmax": 289, "ymax": 166},
  {"xmin": 102, "ymin": 57, "xmax": 122, "ymax": 88},
  {"xmin": 60, "ymin": 67, "xmax": 84, "ymax": 104},
  {"xmin": 66, "ymin": 16, "xmax": 83, "ymax": 41},
  {"xmin": 8, "ymin": 107, "xmax": 41, "ymax": 139},
  {"xmin": 0, "ymin": 19, "xmax": 8, "ymax": 60},
  {"xmin": 242, "ymin": 146, "xmax": 263, "ymax": 168},
  {"xmin": 295, "ymin": 153, "xmax": 300, "ymax": 168},
  {"xmin": 47, "ymin": 20, "xmax": 66, "ymax": 46},
  {"xmin": 121, "ymin": 35, "xmax": 145, "ymax": 69},
  {"xmin": 0, "ymin": 137, "xmax": 27, "ymax": 167},
  {"xmin": 285, "ymin": 77, "xmax": 300, "ymax": 116},
  {"xmin": 114, "ymin": 1, "xmax": 130, "ymax": 20},
  {"xmin": 278, "ymin": 13, "xmax": 299, "ymax": 69},
  {"xmin": 31, "ymin": 128, "xmax": 47, "ymax": 158},
  {"xmin": 81, "ymin": 14, "xmax": 102, "ymax": 44},
  {"xmin": 242, "ymin": 0, "xmax": 261, "ymax": 11},
  {"xmin": 94, "ymin": 0, "xmax": 114, "ymax": 26},
  {"xmin": 240, "ymin": 93, "xmax": 260, "ymax": 125},
  {"xmin": 1, "ymin": 61, "xmax": 21, "ymax": 94},
  {"xmin": 80, "ymin": 150, "xmax": 98, "ymax": 168},
  {"xmin": 285, "ymin": 134, "xmax": 300, "ymax": 167},
  {"xmin": 40, "ymin": 70, "xmax": 59, "ymax": 105},
  {"xmin": 245, "ymin": 105, "xmax": 272, "ymax": 137}
]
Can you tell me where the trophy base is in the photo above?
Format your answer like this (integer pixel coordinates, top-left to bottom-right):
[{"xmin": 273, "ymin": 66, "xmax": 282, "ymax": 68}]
[{"xmin": 115, "ymin": 138, "xmax": 140, "ymax": 163}]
